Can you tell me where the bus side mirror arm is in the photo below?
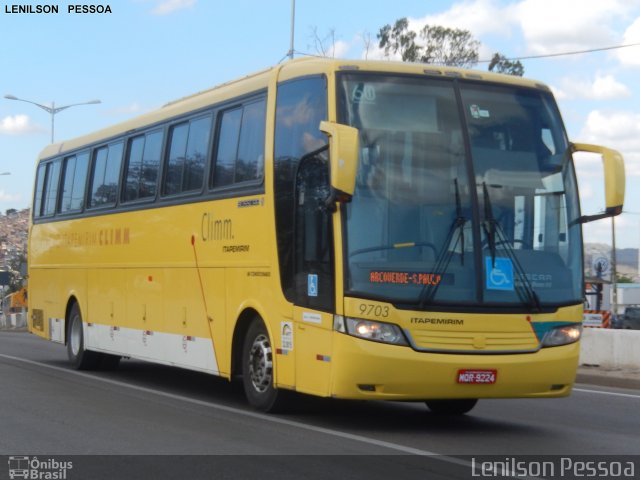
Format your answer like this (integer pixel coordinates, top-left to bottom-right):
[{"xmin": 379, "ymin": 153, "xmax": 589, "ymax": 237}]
[
  {"xmin": 319, "ymin": 121, "xmax": 360, "ymax": 211},
  {"xmin": 571, "ymin": 142, "xmax": 625, "ymax": 224}
]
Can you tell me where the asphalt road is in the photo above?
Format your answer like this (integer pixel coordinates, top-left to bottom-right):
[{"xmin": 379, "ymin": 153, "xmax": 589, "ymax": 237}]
[{"xmin": 1, "ymin": 331, "xmax": 638, "ymax": 479}]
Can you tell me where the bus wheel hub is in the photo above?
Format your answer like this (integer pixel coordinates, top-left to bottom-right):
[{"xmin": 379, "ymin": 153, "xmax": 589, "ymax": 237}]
[{"xmin": 249, "ymin": 334, "xmax": 272, "ymax": 393}]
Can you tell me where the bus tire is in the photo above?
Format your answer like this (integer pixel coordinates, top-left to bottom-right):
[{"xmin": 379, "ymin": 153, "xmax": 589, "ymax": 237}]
[
  {"xmin": 67, "ymin": 303, "xmax": 101, "ymax": 370},
  {"xmin": 425, "ymin": 399, "xmax": 478, "ymax": 415},
  {"xmin": 242, "ymin": 318, "xmax": 289, "ymax": 412}
]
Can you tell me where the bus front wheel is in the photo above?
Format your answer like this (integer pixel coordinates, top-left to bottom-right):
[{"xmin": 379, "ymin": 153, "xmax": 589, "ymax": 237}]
[
  {"xmin": 242, "ymin": 319, "xmax": 289, "ymax": 412},
  {"xmin": 425, "ymin": 399, "xmax": 478, "ymax": 415},
  {"xmin": 67, "ymin": 303, "xmax": 101, "ymax": 370}
]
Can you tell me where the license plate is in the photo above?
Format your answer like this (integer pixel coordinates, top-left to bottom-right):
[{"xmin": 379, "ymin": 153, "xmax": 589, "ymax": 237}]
[{"xmin": 457, "ymin": 369, "xmax": 497, "ymax": 384}]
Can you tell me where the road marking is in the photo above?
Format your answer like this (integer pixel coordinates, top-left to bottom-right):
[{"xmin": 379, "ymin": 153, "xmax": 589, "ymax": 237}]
[
  {"xmin": 573, "ymin": 387, "xmax": 640, "ymax": 399},
  {"xmin": 0, "ymin": 353, "xmax": 464, "ymax": 460},
  {"xmin": 0, "ymin": 351, "xmax": 556, "ymax": 478}
]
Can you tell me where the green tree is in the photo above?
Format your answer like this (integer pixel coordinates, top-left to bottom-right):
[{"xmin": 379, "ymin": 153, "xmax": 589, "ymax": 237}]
[
  {"xmin": 488, "ymin": 53, "xmax": 525, "ymax": 76},
  {"xmin": 616, "ymin": 273, "xmax": 634, "ymax": 284},
  {"xmin": 378, "ymin": 18, "xmax": 478, "ymax": 67},
  {"xmin": 419, "ymin": 25, "xmax": 479, "ymax": 67},
  {"xmin": 7, "ymin": 253, "xmax": 26, "ymax": 293},
  {"xmin": 377, "ymin": 18, "xmax": 524, "ymax": 75},
  {"xmin": 377, "ymin": 18, "xmax": 420, "ymax": 62}
]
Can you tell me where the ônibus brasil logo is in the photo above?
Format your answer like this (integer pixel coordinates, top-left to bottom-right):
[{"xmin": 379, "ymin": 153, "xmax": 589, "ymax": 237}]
[{"xmin": 8, "ymin": 456, "xmax": 73, "ymax": 479}]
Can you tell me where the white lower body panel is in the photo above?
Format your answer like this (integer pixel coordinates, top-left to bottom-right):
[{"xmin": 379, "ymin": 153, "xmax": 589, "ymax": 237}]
[{"xmin": 84, "ymin": 323, "xmax": 219, "ymax": 375}]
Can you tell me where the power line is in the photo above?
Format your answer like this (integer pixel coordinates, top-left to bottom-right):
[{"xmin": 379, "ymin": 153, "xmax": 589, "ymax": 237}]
[
  {"xmin": 282, "ymin": 42, "xmax": 640, "ymax": 64},
  {"xmin": 478, "ymin": 42, "xmax": 640, "ymax": 63}
]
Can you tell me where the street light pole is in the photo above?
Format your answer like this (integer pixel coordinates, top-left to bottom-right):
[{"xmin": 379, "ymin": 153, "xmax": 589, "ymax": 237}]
[{"xmin": 4, "ymin": 95, "xmax": 101, "ymax": 143}]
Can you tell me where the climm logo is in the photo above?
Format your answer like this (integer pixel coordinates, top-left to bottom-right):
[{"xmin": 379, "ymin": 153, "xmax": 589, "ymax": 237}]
[
  {"xmin": 58, "ymin": 228, "xmax": 130, "ymax": 248},
  {"xmin": 201, "ymin": 212, "xmax": 234, "ymax": 242},
  {"xmin": 98, "ymin": 228, "xmax": 130, "ymax": 246}
]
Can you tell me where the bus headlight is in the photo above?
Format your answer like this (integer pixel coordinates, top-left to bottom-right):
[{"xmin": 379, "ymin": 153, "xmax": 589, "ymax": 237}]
[
  {"xmin": 337, "ymin": 316, "xmax": 408, "ymax": 346},
  {"xmin": 541, "ymin": 323, "xmax": 582, "ymax": 347}
]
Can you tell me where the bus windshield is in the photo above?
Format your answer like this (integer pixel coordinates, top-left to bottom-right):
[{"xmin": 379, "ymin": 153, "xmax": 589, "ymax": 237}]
[{"xmin": 338, "ymin": 73, "xmax": 583, "ymax": 309}]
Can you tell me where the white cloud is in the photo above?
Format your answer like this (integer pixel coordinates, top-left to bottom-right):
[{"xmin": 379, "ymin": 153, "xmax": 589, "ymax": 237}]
[
  {"xmin": 618, "ymin": 17, "xmax": 640, "ymax": 67},
  {"xmin": 578, "ymin": 180, "xmax": 595, "ymax": 201},
  {"xmin": 549, "ymin": 85, "xmax": 568, "ymax": 101},
  {"xmin": 0, "ymin": 115, "xmax": 44, "ymax": 136},
  {"xmin": 582, "ymin": 215, "xmax": 638, "ymax": 247},
  {"xmin": 365, "ymin": 41, "xmax": 397, "ymax": 61},
  {"xmin": 581, "ymin": 222, "xmax": 610, "ymax": 246},
  {"xmin": 364, "ymin": 0, "xmax": 516, "ymax": 62},
  {"xmin": 331, "ymin": 40, "xmax": 351, "ymax": 59},
  {"xmin": 561, "ymin": 73, "xmax": 631, "ymax": 100},
  {"xmin": 314, "ymin": 38, "xmax": 351, "ymax": 59},
  {"xmin": 514, "ymin": 0, "xmax": 628, "ymax": 55},
  {"xmin": 587, "ymin": 74, "xmax": 631, "ymax": 99},
  {"xmin": 151, "ymin": 0, "xmax": 196, "ymax": 15},
  {"xmin": 0, "ymin": 190, "xmax": 22, "ymax": 203},
  {"xmin": 580, "ymin": 110, "xmax": 640, "ymax": 177},
  {"xmin": 361, "ymin": 0, "xmax": 636, "ymax": 64},
  {"xmin": 409, "ymin": 0, "xmax": 517, "ymax": 38},
  {"xmin": 404, "ymin": 0, "xmax": 631, "ymax": 56},
  {"xmin": 582, "ymin": 110, "xmax": 640, "ymax": 143}
]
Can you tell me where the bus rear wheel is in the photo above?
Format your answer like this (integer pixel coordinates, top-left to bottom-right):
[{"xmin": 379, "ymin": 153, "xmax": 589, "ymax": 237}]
[
  {"xmin": 242, "ymin": 318, "xmax": 290, "ymax": 412},
  {"xmin": 425, "ymin": 399, "xmax": 478, "ymax": 415},
  {"xmin": 67, "ymin": 303, "xmax": 102, "ymax": 370}
]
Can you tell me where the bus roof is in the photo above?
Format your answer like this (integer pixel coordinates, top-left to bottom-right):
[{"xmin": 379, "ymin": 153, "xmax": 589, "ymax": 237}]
[{"xmin": 37, "ymin": 57, "xmax": 551, "ymax": 161}]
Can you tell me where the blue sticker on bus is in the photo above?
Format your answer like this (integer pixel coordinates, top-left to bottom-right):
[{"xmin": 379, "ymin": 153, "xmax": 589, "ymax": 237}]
[
  {"xmin": 485, "ymin": 257, "xmax": 514, "ymax": 291},
  {"xmin": 307, "ymin": 274, "xmax": 318, "ymax": 297}
]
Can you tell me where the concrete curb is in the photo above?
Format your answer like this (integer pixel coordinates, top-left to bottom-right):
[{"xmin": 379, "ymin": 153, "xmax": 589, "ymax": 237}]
[{"xmin": 576, "ymin": 366, "xmax": 640, "ymax": 390}]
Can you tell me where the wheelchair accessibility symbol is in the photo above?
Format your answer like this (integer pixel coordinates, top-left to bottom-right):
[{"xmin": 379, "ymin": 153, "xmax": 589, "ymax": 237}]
[
  {"xmin": 307, "ymin": 274, "xmax": 318, "ymax": 297},
  {"xmin": 485, "ymin": 257, "xmax": 514, "ymax": 291}
]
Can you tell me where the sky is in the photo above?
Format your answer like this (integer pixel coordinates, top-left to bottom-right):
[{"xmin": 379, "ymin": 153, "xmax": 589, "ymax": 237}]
[{"xmin": 0, "ymin": 0, "xmax": 639, "ymax": 248}]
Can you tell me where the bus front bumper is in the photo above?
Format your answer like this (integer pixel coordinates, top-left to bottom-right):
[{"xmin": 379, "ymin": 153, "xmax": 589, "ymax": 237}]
[{"xmin": 329, "ymin": 332, "xmax": 580, "ymax": 400}]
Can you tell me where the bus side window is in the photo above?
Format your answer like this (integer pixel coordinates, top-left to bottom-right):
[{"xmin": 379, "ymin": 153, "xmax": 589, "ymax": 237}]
[
  {"xmin": 273, "ymin": 76, "xmax": 328, "ymax": 303},
  {"xmin": 33, "ymin": 163, "xmax": 47, "ymax": 218},
  {"xmin": 211, "ymin": 97, "xmax": 266, "ymax": 189},
  {"xmin": 60, "ymin": 151, "xmax": 89, "ymax": 213},
  {"xmin": 123, "ymin": 130, "xmax": 163, "ymax": 202},
  {"xmin": 213, "ymin": 108, "xmax": 242, "ymax": 188},
  {"xmin": 89, "ymin": 142, "xmax": 123, "ymax": 208},
  {"xmin": 163, "ymin": 115, "xmax": 212, "ymax": 196},
  {"xmin": 42, "ymin": 160, "xmax": 62, "ymax": 217},
  {"xmin": 294, "ymin": 151, "xmax": 333, "ymax": 310}
]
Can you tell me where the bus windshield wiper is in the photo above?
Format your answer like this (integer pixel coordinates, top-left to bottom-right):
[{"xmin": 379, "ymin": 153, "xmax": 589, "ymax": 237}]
[
  {"xmin": 482, "ymin": 182, "xmax": 541, "ymax": 312},
  {"xmin": 482, "ymin": 183, "xmax": 497, "ymax": 267},
  {"xmin": 418, "ymin": 180, "xmax": 466, "ymax": 308}
]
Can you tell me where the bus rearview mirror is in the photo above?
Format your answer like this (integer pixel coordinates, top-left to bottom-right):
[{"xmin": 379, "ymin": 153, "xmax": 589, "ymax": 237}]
[
  {"xmin": 572, "ymin": 143, "xmax": 625, "ymax": 224},
  {"xmin": 319, "ymin": 121, "xmax": 359, "ymax": 205}
]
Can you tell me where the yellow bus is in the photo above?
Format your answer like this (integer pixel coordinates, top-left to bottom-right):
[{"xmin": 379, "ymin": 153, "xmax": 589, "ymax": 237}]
[{"xmin": 28, "ymin": 58, "xmax": 625, "ymax": 414}]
